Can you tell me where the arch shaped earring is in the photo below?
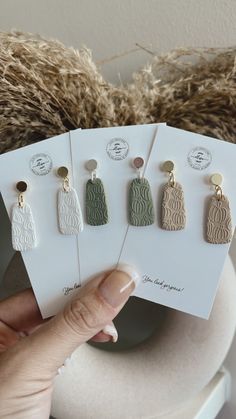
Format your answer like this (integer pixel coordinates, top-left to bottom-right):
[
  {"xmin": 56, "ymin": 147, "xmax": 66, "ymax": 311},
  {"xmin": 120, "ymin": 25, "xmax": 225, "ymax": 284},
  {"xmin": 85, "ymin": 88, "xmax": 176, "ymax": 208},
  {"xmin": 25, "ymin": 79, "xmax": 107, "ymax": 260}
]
[
  {"xmin": 128, "ymin": 157, "xmax": 154, "ymax": 226},
  {"xmin": 57, "ymin": 166, "xmax": 83, "ymax": 234},
  {"xmin": 161, "ymin": 160, "xmax": 186, "ymax": 230},
  {"xmin": 11, "ymin": 181, "xmax": 37, "ymax": 251},
  {"xmin": 85, "ymin": 159, "xmax": 109, "ymax": 226},
  {"xmin": 206, "ymin": 173, "xmax": 232, "ymax": 244}
]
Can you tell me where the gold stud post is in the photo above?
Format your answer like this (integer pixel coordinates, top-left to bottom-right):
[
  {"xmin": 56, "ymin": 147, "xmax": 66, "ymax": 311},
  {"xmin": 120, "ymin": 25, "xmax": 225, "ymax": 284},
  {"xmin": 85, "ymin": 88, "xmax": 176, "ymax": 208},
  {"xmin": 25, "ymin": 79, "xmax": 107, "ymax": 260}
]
[
  {"xmin": 57, "ymin": 167, "xmax": 70, "ymax": 192},
  {"xmin": 210, "ymin": 173, "xmax": 223, "ymax": 200},
  {"xmin": 16, "ymin": 181, "xmax": 27, "ymax": 208},
  {"xmin": 133, "ymin": 157, "xmax": 144, "ymax": 179},
  {"xmin": 162, "ymin": 161, "xmax": 175, "ymax": 186}
]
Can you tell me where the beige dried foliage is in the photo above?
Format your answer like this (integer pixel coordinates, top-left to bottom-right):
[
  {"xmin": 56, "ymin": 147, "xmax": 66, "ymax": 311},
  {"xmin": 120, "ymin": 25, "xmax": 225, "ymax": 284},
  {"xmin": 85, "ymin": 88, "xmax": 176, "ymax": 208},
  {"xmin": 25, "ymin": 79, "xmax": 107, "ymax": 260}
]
[{"xmin": 0, "ymin": 31, "xmax": 236, "ymax": 154}]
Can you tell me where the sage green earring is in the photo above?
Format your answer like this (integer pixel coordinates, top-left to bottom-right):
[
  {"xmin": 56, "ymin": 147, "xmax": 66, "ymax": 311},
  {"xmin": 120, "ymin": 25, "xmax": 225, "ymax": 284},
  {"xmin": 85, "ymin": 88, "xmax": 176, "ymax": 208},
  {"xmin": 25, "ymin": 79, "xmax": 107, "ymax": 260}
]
[
  {"xmin": 128, "ymin": 157, "xmax": 154, "ymax": 226},
  {"xmin": 85, "ymin": 159, "xmax": 109, "ymax": 226}
]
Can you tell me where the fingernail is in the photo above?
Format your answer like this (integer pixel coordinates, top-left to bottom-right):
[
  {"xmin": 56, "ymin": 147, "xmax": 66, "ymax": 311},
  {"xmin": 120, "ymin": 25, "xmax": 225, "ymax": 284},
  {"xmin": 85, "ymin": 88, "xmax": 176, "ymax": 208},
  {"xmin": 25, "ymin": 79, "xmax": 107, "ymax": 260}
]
[
  {"xmin": 102, "ymin": 324, "xmax": 118, "ymax": 343},
  {"xmin": 57, "ymin": 356, "xmax": 72, "ymax": 375},
  {"xmin": 99, "ymin": 265, "xmax": 141, "ymax": 308},
  {"xmin": 116, "ymin": 263, "xmax": 141, "ymax": 289}
]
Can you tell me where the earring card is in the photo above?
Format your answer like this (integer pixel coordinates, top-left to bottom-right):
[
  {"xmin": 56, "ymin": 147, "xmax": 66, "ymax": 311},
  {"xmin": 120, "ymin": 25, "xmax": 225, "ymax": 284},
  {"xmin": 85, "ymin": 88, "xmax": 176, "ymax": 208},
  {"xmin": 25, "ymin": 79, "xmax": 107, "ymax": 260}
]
[
  {"xmin": 70, "ymin": 124, "xmax": 159, "ymax": 284},
  {"xmin": 120, "ymin": 124, "xmax": 236, "ymax": 319},
  {"xmin": 0, "ymin": 123, "xmax": 235, "ymax": 319},
  {"xmin": 0, "ymin": 124, "xmax": 160, "ymax": 318},
  {"xmin": 0, "ymin": 132, "xmax": 80, "ymax": 318}
]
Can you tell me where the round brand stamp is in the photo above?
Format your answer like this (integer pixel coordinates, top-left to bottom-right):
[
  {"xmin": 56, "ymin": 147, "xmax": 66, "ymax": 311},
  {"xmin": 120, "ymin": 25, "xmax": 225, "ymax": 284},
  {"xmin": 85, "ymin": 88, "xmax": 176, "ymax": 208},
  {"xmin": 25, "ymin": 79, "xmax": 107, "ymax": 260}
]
[
  {"xmin": 106, "ymin": 138, "xmax": 129, "ymax": 160},
  {"xmin": 30, "ymin": 153, "xmax": 53, "ymax": 176},
  {"xmin": 187, "ymin": 147, "xmax": 212, "ymax": 170}
]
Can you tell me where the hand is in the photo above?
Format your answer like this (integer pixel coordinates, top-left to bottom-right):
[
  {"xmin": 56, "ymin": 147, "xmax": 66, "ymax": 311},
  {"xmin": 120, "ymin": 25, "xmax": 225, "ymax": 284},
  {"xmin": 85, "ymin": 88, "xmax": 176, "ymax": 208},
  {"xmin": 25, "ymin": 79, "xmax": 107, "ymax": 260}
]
[{"xmin": 0, "ymin": 265, "xmax": 140, "ymax": 419}]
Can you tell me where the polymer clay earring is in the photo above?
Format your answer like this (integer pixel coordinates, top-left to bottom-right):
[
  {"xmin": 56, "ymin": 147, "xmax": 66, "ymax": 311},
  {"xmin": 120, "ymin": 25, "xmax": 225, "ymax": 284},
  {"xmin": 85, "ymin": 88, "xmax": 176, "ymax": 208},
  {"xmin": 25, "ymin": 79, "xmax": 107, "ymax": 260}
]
[
  {"xmin": 57, "ymin": 166, "xmax": 83, "ymax": 234},
  {"xmin": 11, "ymin": 181, "xmax": 37, "ymax": 251},
  {"xmin": 161, "ymin": 160, "xmax": 186, "ymax": 230},
  {"xmin": 128, "ymin": 157, "xmax": 154, "ymax": 226},
  {"xmin": 85, "ymin": 159, "xmax": 109, "ymax": 226},
  {"xmin": 206, "ymin": 173, "xmax": 232, "ymax": 244}
]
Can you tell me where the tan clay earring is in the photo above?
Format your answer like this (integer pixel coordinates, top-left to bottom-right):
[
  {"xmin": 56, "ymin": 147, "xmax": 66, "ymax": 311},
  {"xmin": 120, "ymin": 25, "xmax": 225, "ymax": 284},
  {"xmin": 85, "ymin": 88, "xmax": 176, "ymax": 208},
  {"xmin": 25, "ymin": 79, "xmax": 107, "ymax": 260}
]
[
  {"xmin": 161, "ymin": 160, "xmax": 186, "ymax": 230},
  {"xmin": 206, "ymin": 173, "xmax": 232, "ymax": 244}
]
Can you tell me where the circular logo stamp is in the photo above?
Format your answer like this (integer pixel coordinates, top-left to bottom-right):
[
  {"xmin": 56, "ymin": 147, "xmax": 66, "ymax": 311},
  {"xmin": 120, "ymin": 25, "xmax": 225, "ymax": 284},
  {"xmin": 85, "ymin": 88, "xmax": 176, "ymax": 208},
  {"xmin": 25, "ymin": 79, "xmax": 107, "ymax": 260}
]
[
  {"xmin": 106, "ymin": 138, "xmax": 129, "ymax": 160},
  {"xmin": 187, "ymin": 147, "xmax": 212, "ymax": 170},
  {"xmin": 30, "ymin": 153, "xmax": 53, "ymax": 176}
]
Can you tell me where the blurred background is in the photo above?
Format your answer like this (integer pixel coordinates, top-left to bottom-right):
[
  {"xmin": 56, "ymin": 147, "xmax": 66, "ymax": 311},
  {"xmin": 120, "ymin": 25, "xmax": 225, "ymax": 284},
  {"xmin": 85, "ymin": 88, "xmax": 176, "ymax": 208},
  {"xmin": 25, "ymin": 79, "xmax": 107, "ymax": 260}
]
[{"xmin": 0, "ymin": 0, "xmax": 235, "ymax": 84}]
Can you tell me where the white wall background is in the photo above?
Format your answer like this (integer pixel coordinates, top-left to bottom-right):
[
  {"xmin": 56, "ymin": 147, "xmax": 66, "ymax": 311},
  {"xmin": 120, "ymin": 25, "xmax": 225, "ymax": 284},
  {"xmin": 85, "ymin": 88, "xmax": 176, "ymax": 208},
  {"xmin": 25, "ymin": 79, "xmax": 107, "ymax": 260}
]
[{"xmin": 0, "ymin": 1, "xmax": 236, "ymax": 417}]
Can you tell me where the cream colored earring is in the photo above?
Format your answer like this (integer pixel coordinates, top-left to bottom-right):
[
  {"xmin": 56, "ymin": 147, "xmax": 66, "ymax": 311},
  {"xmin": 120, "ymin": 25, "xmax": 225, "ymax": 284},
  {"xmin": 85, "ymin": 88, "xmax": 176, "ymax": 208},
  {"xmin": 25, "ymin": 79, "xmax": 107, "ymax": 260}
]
[
  {"xmin": 11, "ymin": 181, "xmax": 37, "ymax": 251},
  {"xmin": 206, "ymin": 173, "xmax": 232, "ymax": 244},
  {"xmin": 161, "ymin": 160, "xmax": 186, "ymax": 230},
  {"xmin": 57, "ymin": 166, "xmax": 83, "ymax": 234}
]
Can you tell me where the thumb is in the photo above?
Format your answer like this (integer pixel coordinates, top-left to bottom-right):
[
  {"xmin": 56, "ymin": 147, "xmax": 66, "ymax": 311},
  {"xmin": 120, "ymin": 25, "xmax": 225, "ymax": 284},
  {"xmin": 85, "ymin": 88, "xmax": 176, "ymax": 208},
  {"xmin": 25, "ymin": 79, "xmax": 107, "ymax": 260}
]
[{"xmin": 18, "ymin": 265, "xmax": 140, "ymax": 377}]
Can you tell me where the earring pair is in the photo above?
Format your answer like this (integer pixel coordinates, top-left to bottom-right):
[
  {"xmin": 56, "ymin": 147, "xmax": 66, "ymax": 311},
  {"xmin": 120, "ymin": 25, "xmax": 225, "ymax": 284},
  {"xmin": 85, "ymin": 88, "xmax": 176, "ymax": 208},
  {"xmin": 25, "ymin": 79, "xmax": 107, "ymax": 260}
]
[
  {"xmin": 11, "ymin": 160, "xmax": 109, "ymax": 251},
  {"xmin": 128, "ymin": 157, "xmax": 185, "ymax": 230},
  {"xmin": 161, "ymin": 162, "xmax": 233, "ymax": 244},
  {"xmin": 128, "ymin": 157, "xmax": 233, "ymax": 244},
  {"xmin": 56, "ymin": 160, "xmax": 108, "ymax": 233},
  {"xmin": 11, "ymin": 171, "xmax": 83, "ymax": 252}
]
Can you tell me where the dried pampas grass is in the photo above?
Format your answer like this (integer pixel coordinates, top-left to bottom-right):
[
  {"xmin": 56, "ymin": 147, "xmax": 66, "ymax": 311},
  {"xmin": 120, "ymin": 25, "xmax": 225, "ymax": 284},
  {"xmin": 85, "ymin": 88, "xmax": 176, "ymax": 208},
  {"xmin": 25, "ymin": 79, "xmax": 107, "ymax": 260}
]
[{"xmin": 0, "ymin": 31, "xmax": 236, "ymax": 154}]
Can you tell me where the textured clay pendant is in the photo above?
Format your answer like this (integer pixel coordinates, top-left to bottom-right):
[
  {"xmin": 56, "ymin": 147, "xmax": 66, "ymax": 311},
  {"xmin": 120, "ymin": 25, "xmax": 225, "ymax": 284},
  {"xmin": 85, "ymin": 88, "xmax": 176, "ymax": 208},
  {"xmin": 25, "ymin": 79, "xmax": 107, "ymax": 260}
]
[
  {"xmin": 161, "ymin": 182, "xmax": 186, "ymax": 230},
  {"xmin": 128, "ymin": 177, "xmax": 154, "ymax": 226},
  {"xmin": 11, "ymin": 203, "xmax": 37, "ymax": 251},
  {"xmin": 206, "ymin": 195, "xmax": 232, "ymax": 244},
  {"xmin": 58, "ymin": 188, "xmax": 83, "ymax": 234},
  {"xmin": 86, "ymin": 178, "xmax": 109, "ymax": 226}
]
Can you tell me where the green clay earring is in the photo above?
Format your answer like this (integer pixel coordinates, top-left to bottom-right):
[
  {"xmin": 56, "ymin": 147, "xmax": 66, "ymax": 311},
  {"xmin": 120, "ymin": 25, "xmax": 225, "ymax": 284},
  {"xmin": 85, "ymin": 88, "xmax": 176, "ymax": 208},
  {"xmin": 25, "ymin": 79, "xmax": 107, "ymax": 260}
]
[
  {"xmin": 85, "ymin": 159, "xmax": 109, "ymax": 226},
  {"xmin": 128, "ymin": 157, "xmax": 154, "ymax": 226}
]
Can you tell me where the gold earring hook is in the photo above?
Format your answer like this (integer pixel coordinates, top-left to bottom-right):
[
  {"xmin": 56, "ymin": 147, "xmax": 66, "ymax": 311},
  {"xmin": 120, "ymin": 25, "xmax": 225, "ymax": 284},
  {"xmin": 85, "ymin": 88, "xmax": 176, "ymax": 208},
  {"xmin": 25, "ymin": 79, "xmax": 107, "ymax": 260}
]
[
  {"xmin": 57, "ymin": 167, "xmax": 70, "ymax": 192},
  {"xmin": 210, "ymin": 173, "xmax": 223, "ymax": 201},
  {"xmin": 133, "ymin": 157, "xmax": 144, "ymax": 179},
  {"xmin": 85, "ymin": 159, "xmax": 98, "ymax": 182},
  {"xmin": 162, "ymin": 161, "xmax": 175, "ymax": 187},
  {"xmin": 16, "ymin": 181, "xmax": 27, "ymax": 208}
]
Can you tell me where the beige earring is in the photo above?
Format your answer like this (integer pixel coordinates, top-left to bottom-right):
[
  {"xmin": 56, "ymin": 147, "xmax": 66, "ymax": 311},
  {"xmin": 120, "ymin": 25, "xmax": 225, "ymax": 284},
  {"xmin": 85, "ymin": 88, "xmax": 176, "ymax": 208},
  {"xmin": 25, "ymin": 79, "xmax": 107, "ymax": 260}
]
[
  {"xmin": 206, "ymin": 173, "xmax": 232, "ymax": 244},
  {"xmin": 161, "ymin": 160, "xmax": 186, "ymax": 230}
]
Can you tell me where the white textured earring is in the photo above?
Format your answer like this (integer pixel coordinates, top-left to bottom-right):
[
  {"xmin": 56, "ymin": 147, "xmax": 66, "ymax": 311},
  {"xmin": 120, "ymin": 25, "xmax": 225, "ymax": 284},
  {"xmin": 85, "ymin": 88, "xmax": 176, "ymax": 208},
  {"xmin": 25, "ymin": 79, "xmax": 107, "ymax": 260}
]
[
  {"xmin": 11, "ymin": 181, "xmax": 37, "ymax": 251},
  {"xmin": 57, "ymin": 166, "xmax": 83, "ymax": 234}
]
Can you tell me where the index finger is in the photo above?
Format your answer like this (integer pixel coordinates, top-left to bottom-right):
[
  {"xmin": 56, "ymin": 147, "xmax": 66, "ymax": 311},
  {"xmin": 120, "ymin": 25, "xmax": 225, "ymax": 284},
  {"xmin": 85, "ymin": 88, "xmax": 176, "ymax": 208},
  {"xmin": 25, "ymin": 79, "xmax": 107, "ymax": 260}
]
[{"xmin": 0, "ymin": 288, "xmax": 44, "ymax": 333}]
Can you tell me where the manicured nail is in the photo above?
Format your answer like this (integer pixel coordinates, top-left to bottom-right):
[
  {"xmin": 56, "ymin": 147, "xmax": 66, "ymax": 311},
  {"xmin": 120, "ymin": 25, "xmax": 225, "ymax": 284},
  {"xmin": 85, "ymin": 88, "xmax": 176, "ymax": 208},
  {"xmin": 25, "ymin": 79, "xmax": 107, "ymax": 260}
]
[
  {"xmin": 99, "ymin": 265, "xmax": 141, "ymax": 308},
  {"xmin": 102, "ymin": 324, "xmax": 118, "ymax": 343},
  {"xmin": 57, "ymin": 356, "xmax": 71, "ymax": 375},
  {"xmin": 116, "ymin": 263, "xmax": 141, "ymax": 289}
]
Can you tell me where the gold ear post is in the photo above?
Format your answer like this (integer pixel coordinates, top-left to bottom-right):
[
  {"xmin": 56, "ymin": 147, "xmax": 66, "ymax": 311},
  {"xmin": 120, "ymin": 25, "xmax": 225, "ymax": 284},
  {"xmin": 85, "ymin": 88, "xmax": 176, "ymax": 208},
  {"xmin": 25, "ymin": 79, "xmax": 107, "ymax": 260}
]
[
  {"xmin": 85, "ymin": 159, "xmax": 98, "ymax": 181},
  {"xmin": 16, "ymin": 181, "xmax": 27, "ymax": 208},
  {"xmin": 162, "ymin": 160, "xmax": 175, "ymax": 187},
  {"xmin": 133, "ymin": 157, "xmax": 144, "ymax": 179},
  {"xmin": 210, "ymin": 173, "xmax": 223, "ymax": 200},
  {"xmin": 57, "ymin": 166, "xmax": 70, "ymax": 192}
]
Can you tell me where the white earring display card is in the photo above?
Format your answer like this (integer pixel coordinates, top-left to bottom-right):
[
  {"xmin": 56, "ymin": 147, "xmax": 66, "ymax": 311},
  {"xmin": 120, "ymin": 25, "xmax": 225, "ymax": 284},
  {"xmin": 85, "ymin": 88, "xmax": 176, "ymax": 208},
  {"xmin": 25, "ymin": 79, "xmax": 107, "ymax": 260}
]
[
  {"xmin": 70, "ymin": 124, "xmax": 159, "ymax": 284},
  {"xmin": 0, "ymin": 132, "xmax": 81, "ymax": 317},
  {"xmin": 120, "ymin": 124, "xmax": 236, "ymax": 318},
  {"xmin": 0, "ymin": 123, "xmax": 236, "ymax": 319},
  {"xmin": 0, "ymin": 124, "xmax": 160, "ymax": 318}
]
